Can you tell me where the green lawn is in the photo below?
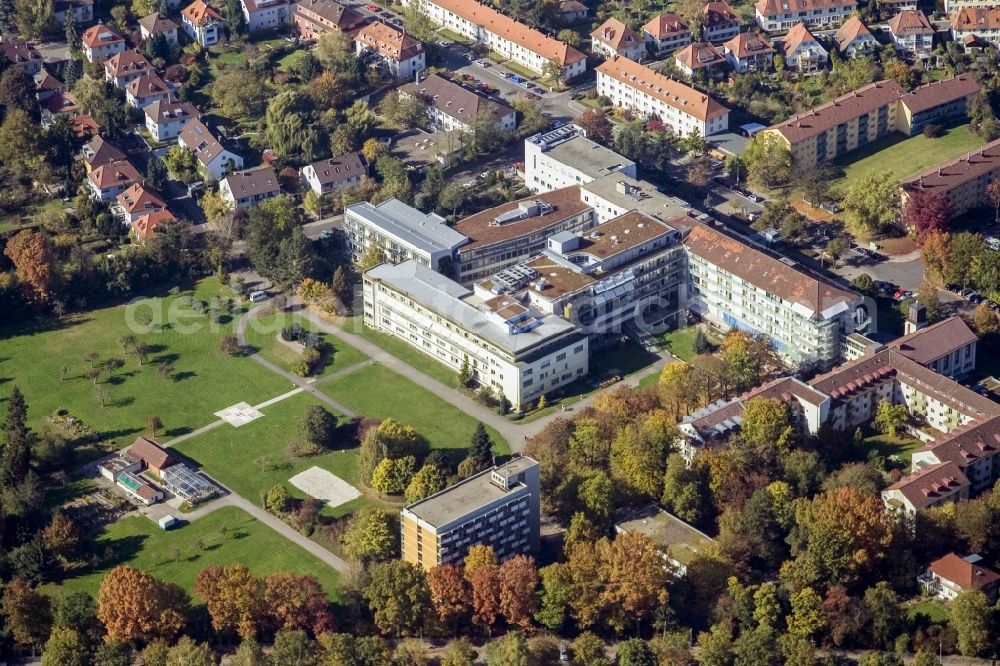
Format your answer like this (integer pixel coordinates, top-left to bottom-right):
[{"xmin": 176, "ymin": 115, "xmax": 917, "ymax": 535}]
[
  {"xmin": 659, "ymin": 325, "xmax": 719, "ymax": 362},
  {"xmin": 438, "ymin": 28, "xmax": 472, "ymax": 45},
  {"xmin": 502, "ymin": 60, "xmax": 538, "ymax": 80},
  {"xmin": 47, "ymin": 507, "xmax": 340, "ymax": 600},
  {"xmin": 831, "ymin": 124, "xmax": 985, "ymax": 196},
  {"xmin": 172, "ymin": 392, "xmax": 367, "ymax": 517},
  {"xmin": 346, "ymin": 318, "xmax": 458, "ymax": 387},
  {"xmin": 319, "ymin": 364, "xmax": 509, "ymax": 460},
  {"xmin": 865, "ymin": 433, "xmax": 924, "ymax": 462},
  {"xmin": 0, "ymin": 279, "xmax": 289, "ymax": 444},
  {"xmin": 243, "ymin": 312, "xmax": 367, "ymax": 375},
  {"xmin": 909, "ymin": 599, "xmax": 949, "ymax": 624}
]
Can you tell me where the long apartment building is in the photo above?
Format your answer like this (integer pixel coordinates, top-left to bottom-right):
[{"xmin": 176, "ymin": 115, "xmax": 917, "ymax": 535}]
[
  {"xmin": 685, "ymin": 223, "xmax": 866, "ymax": 365},
  {"xmin": 401, "ymin": 457, "xmax": 541, "ymax": 570},
  {"xmin": 363, "ymin": 260, "xmax": 588, "ymax": 409},
  {"xmin": 596, "ymin": 56, "xmax": 730, "ymax": 137},
  {"xmin": 900, "ymin": 137, "xmax": 1000, "ymax": 220},
  {"xmin": 674, "ymin": 316, "xmax": 999, "ymax": 514},
  {"xmin": 474, "ymin": 211, "xmax": 688, "ymax": 340},
  {"xmin": 402, "ymin": 0, "xmax": 586, "ymax": 79},
  {"xmin": 755, "ymin": 0, "xmax": 857, "ymax": 32},
  {"xmin": 760, "ymin": 75, "xmax": 981, "ymax": 166},
  {"xmin": 452, "ymin": 186, "xmax": 597, "ymax": 285},
  {"xmin": 524, "ymin": 125, "xmax": 637, "ymax": 194},
  {"xmin": 343, "ymin": 198, "xmax": 468, "ymax": 271}
]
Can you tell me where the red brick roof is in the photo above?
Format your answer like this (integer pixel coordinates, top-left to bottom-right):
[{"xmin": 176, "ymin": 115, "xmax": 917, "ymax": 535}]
[
  {"xmin": 116, "ymin": 183, "xmax": 168, "ymax": 216},
  {"xmin": 643, "ymin": 12, "xmax": 689, "ymax": 39},
  {"xmin": 131, "ymin": 210, "xmax": 177, "ymax": 240},
  {"xmin": 104, "ymin": 50, "xmax": 153, "ymax": 80},
  {"xmin": 887, "ymin": 316, "xmax": 977, "ymax": 366},
  {"xmin": 89, "ymin": 159, "xmax": 141, "ymax": 190},
  {"xmin": 596, "ymin": 55, "xmax": 730, "ymax": 122},
  {"xmin": 674, "ymin": 41, "xmax": 726, "ymax": 70},
  {"xmin": 182, "ymin": 0, "xmax": 224, "ymax": 25},
  {"xmin": 81, "ymin": 23, "xmax": 124, "ymax": 48},
  {"xmin": 724, "ymin": 32, "xmax": 774, "ymax": 59},
  {"xmin": 888, "ymin": 9, "xmax": 933, "ymax": 35},
  {"xmin": 952, "ymin": 7, "xmax": 1000, "ymax": 31},
  {"xmin": 901, "ymin": 136, "xmax": 1000, "ymax": 196},
  {"xmin": 833, "ymin": 16, "xmax": 874, "ymax": 52},
  {"xmin": 356, "ymin": 22, "xmax": 424, "ymax": 62},
  {"xmin": 591, "ymin": 18, "xmax": 641, "ymax": 51},
  {"xmin": 756, "ymin": 0, "xmax": 854, "ymax": 17},
  {"xmin": 886, "ymin": 461, "xmax": 970, "ymax": 509},
  {"xmin": 929, "ymin": 553, "xmax": 1000, "ymax": 590},
  {"xmin": 128, "ymin": 436, "xmax": 171, "ymax": 469}
]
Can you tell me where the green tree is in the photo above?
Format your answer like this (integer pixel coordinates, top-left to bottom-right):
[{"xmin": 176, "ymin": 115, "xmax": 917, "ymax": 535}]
[
  {"xmin": 950, "ymin": 589, "xmax": 991, "ymax": 656},
  {"xmin": 404, "ymin": 463, "xmax": 447, "ymax": 503},
  {"xmin": 265, "ymin": 484, "xmax": 290, "ymax": 514},
  {"xmin": 787, "ymin": 586, "xmax": 826, "ymax": 640},
  {"xmin": 843, "ymin": 170, "xmax": 901, "ymax": 233},
  {"xmin": 13, "ymin": 0, "xmax": 52, "ymax": 39},
  {"xmin": 41, "ymin": 627, "xmax": 89, "ymax": 666},
  {"xmin": 298, "ymin": 405, "xmax": 337, "ymax": 450},
  {"xmin": 743, "ymin": 133, "xmax": 792, "ymax": 188},
  {"xmin": 364, "ymin": 560, "xmax": 430, "ymax": 635},
  {"xmin": 166, "ymin": 637, "xmax": 216, "ymax": 666},
  {"xmin": 740, "ymin": 398, "xmax": 792, "ymax": 450},
  {"xmin": 616, "ymin": 639, "xmax": 657, "ymax": 666},
  {"xmin": 371, "ymin": 455, "xmax": 417, "ymax": 495},
  {"xmin": 572, "ymin": 632, "xmax": 609, "ymax": 666},
  {"xmin": 469, "ymin": 422, "xmax": 494, "ymax": 467},
  {"xmin": 863, "ymin": 582, "xmax": 904, "ymax": 650},
  {"xmin": 484, "ymin": 631, "xmax": 531, "ymax": 666},
  {"xmin": 224, "ymin": 0, "xmax": 245, "ymax": 34},
  {"xmin": 211, "ymin": 66, "xmax": 272, "ymax": 121},
  {"xmin": 270, "ymin": 630, "xmax": 316, "ymax": 666},
  {"xmin": 912, "ymin": 649, "xmax": 942, "ymax": 666},
  {"xmin": 441, "ymin": 638, "xmax": 476, "ymax": 666},
  {"xmin": 536, "ymin": 563, "xmax": 571, "ymax": 631},
  {"xmin": 874, "ymin": 400, "xmax": 908, "ymax": 437}
]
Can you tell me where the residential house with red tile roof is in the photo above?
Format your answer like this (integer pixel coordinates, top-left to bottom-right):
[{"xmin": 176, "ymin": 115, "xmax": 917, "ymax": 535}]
[
  {"xmin": 923, "ymin": 553, "xmax": 1000, "ymax": 602},
  {"xmin": 131, "ymin": 210, "xmax": 178, "ymax": 242},
  {"xmin": 888, "ymin": 9, "xmax": 934, "ymax": 58},
  {"xmin": 401, "ymin": 0, "xmax": 587, "ymax": 79},
  {"xmin": 139, "ymin": 12, "xmax": 180, "ymax": 45},
  {"xmin": 219, "ymin": 166, "xmax": 282, "ymax": 209},
  {"xmin": 780, "ymin": 22, "xmax": 828, "ymax": 74},
  {"xmin": 115, "ymin": 183, "xmax": 169, "ymax": 224},
  {"xmin": 833, "ymin": 15, "xmax": 878, "ymax": 57},
  {"xmin": 702, "ymin": 1, "xmax": 741, "ymax": 42},
  {"xmin": 950, "ymin": 7, "xmax": 1000, "ymax": 48},
  {"xmin": 673, "ymin": 41, "xmax": 727, "ymax": 77},
  {"xmin": 723, "ymin": 32, "xmax": 774, "ymax": 73},
  {"xmin": 596, "ymin": 55, "xmax": 730, "ymax": 137},
  {"xmin": 643, "ymin": 12, "xmax": 692, "ymax": 55},
  {"xmin": 301, "ymin": 152, "xmax": 367, "ymax": 196},
  {"xmin": 128, "ymin": 436, "xmax": 173, "ymax": 475},
  {"xmin": 755, "ymin": 0, "xmax": 856, "ymax": 32},
  {"xmin": 88, "ymin": 159, "xmax": 142, "ymax": 200},
  {"xmin": 104, "ymin": 50, "xmax": 153, "ymax": 88},
  {"xmin": 0, "ymin": 36, "xmax": 43, "ymax": 74},
  {"xmin": 182, "ymin": 0, "xmax": 225, "ymax": 46},
  {"xmin": 354, "ymin": 22, "xmax": 427, "ymax": 79},
  {"xmin": 591, "ymin": 17, "xmax": 645, "ymax": 60},
  {"xmin": 293, "ymin": 0, "xmax": 367, "ymax": 39},
  {"xmin": 81, "ymin": 23, "xmax": 126, "ymax": 62}
]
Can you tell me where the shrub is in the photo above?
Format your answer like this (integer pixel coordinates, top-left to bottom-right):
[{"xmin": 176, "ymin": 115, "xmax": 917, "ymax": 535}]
[{"xmin": 922, "ymin": 123, "xmax": 942, "ymax": 138}]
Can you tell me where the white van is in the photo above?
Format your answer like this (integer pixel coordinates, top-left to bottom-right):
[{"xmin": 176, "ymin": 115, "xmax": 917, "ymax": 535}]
[{"xmin": 249, "ymin": 290, "xmax": 269, "ymax": 303}]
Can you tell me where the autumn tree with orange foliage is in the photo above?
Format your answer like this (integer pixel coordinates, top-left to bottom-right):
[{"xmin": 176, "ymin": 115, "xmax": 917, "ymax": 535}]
[
  {"xmin": 262, "ymin": 572, "xmax": 336, "ymax": 635},
  {"xmin": 4, "ymin": 229, "xmax": 54, "ymax": 306},
  {"xmin": 498, "ymin": 554, "xmax": 539, "ymax": 630},
  {"xmin": 195, "ymin": 563, "xmax": 264, "ymax": 639},
  {"xmin": 470, "ymin": 563, "xmax": 502, "ymax": 633},
  {"xmin": 598, "ymin": 531, "xmax": 671, "ymax": 634},
  {"xmin": 98, "ymin": 566, "xmax": 188, "ymax": 643},
  {"xmin": 427, "ymin": 563, "xmax": 470, "ymax": 630}
]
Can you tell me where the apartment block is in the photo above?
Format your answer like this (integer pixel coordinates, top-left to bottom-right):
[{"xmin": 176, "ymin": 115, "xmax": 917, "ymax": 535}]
[
  {"xmin": 402, "ymin": 74, "xmax": 516, "ymax": 133},
  {"xmin": 355, "ymin": 22, "xmax": 427, "ymax": 79},
  {"xmin": 755, "ymin": 0, "xmax": 856, "ymax": 32},
  {"xmin": 579, "ymin": 174, "xmax": 690, "ymax": 224},
  {"xmin": 524, "ymin": 124, "xmax": 637, "ymax": 194},
  {"xmin": 945, "ymin": 0, "xmax": 997, "ymax": 13},
  {"xmin": 901, "ymin": 137, "xmax": 1000, "ymax": 219},
  {"xmin": 475, "ymin": 211, "xmax": 688, "ymax": 339},
  {"xmin": 241, "ymin": 0, "xmax": 290, "ymax": 33},
  {"xmin": 596, "ymin": 55, "xmax": 730, "ymax": 137},
  {"xmin": 219, "ymin": 166, "xmax": 281, "ymax": 210},
  {"xmin": 760, "ymin": 75, "xmax": 980, "ymax": 166},
  {"xmin": 363, "ymin": 261, "xmax": 588, "ymax": 409},
  {"xmin": 685, "ymin": 223, "xmax": 865, "ymax": 365},
  {"xmin": 452, "ymin": 186, "xmax": 597, "ymax": 285},
  {"xmin": 343, "ymin": 198, "xmax": 468, "ymax": 271},
  {"xmin": 401, "ymin": 457, "xmax": 541, "ymax": 570},
  {"xmin": 402, "ymin": 0, "xmax": 586, "ymax": 79},
  {"xmin": 293, "ymin": 0, "xmax": 366, "ymax": 38}
]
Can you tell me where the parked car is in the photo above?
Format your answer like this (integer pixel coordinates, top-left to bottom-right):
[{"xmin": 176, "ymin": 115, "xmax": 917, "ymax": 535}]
[
  {"xmin": 319, "ymin": 229, "xmax": 334, "ymax": 239},
  {"xmin": 532, "ymin": 86, "xmax": 545, "ymax": 94},
  {"xmin": 366, "ymin": 3, "xmax": 379, "ymax": 10},
  {"xmin": 525, "ymin": 92, "xmax": 540, "ymax": 100},
  {"xmin": 474, "ymin": 59, "xmax": 490, "ymax": 67},
  {"xmin": 437, "ymin": 40, "xmax": 452, "ymax": 47},
  {"xmin": 970, "ymin": 293, "xmax": 986, "ymax": 304}
]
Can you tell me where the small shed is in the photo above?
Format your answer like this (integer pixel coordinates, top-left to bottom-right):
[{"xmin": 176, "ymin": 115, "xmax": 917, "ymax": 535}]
[{"xmin": 158, "ymin": 515, "xmax": 178, "ymax": 530}]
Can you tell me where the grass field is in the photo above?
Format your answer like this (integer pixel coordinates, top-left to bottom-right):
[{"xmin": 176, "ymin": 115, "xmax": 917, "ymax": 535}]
[
  {"xmin": 172, "ymin": 392, "xmax": 367, "ymax": 517},
  {"xmin": 243, "ymin": 312, "xmax": 367, "ymax": 375},
  {"xmin": 351, "ymin": 322, "xmax": 458, "ymax": 387},
  {"xmin": 47, "ymin": 507, "xmax": 340, "ymax": 600},
  {"xmin": 909, "ymin": 599, "xmax": 949, "ymax": 624},
  {"xmin": 0, "ymin": 279, "xmax": 289, "ymax": 443},
  {"xmin": 865, "ymin": 433, "xmax": 923, "ymax": 462},
  {"xmin": 659, "ymin": 325, "xmax": 720, "ymax": 362},
  {"xmin": 831, "ymin": 124, "xmax": 985, "ymax": 195},
  {"xmin": 320, "ymin": 364, "xmax": 509, "ymax": 459}
]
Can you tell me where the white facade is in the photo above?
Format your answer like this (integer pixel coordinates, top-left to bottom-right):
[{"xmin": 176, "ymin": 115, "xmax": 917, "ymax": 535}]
[
  {"xmin": 364, "ymin": 261, "xmax": 589, "ymax": 409},
  {"xmin": 343, "ymin": 199, "xmax": 468, "ymax": 271},
  {"xmin": 242, "ymin": 0, "xmax": 291, "ymax": 32},
  {"xmin": 754, "ymin": 0, "xmax": 856, "ymax": 31},
  {"xmin": 404, "ymin": 0, "xmax": 587, "ymax": 79},
  {"xmin": 524, "ymin": 125, "xmax": 637, "ymax": 193},
  {"xmin": 596, "ymin": 63, "xmax": 729, "ymax": 137}
]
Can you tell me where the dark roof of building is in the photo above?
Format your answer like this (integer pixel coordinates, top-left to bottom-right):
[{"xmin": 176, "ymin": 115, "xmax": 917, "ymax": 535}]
[
  {"xmin": 766, "ymin": 80, "xmax": 904, "ymax": 144},
  {"xmin": 178, "ymin": 118, "xmax": 233, "ymax": 166},
  {"xmin": 917, "ymin": 415, "xmax": 1000, "ymax": 469},
  {"xmin": 901, "ymin": 136, "xmax": 1000, "ymax": 194},
  {"xmin": 138, "ymin": 12, "xmax": 180, "ymax": 33},
  {"xmin": 105, "ymin": 50, "xmax": 152, "ymax": 79},
  {"xmin": 295, "ymin": 0, "xmax": 366, "ymax": 30},
  {"xmin": 591, "ymin": 17, "xmax": 641, "ymax": 51},
  {"xmin": 81, "ymin": 136, "xmax": 126, "ymax": 167},
  {"xmin": 403, "ymin": 73, "xmax": 514, "ymax": 126},
  {"xmin": 356, "ymin": 22, "xmax": 424, "ymax": 61},
  {"xmin": 126, "ymin": 73, "xmax": 171, "ymax": 99},
  {"xmin": 886, "ymin": 461, "xmax": 970, "ymax": 509},
  {"xmin": 900, "ymin": 74, "xmax": 980, "ymax": 114},
  {"xmin": 144, "ymin": 100, "xmax": 200, "ymax": 125},
  {"xmin": 887, "ymin": 316, "xmax": 978, "ymax": 366},
  {"xmin": 304, "ymin": 152, "xmax": 366, "ymax": 185},
  {"xmin": 703, "ymin": 1, "xmax": 739, "ymax": 25},
  {"xmin": 0, "ymin": 36, "xmax": 42, "ymax": 64},
  {"xmin": 683, "ymin": 223, "xmax": 856, "ymax": 315},
  {"xmin": 223, "ymin": 166, "xmax": 281, "ymax": 197},
  {"xmin": 88, "ymin": 159, "xmax": 141, "ymax": 190}
]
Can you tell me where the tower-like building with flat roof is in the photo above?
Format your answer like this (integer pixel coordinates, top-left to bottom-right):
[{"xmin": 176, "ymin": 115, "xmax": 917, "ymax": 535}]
[{"xmin": 400, "ymin": 457, "xmax": 540, "ymax": 570}]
